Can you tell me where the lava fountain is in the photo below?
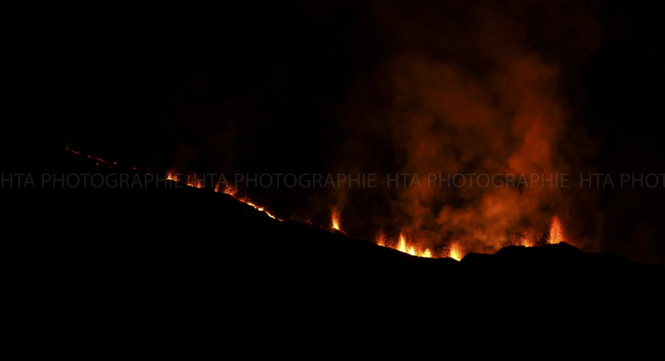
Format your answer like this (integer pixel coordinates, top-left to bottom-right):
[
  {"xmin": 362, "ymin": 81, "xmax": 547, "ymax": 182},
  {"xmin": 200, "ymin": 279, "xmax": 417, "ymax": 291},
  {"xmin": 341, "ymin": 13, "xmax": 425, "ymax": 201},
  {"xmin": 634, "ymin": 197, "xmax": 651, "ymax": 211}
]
[
  {"xmin": 331, "ymin": 208, "xmax": 342, "ymax": 231},
  {"xmin": 548, "ymin": 215, "xmax": 567, "ymax": 245}
]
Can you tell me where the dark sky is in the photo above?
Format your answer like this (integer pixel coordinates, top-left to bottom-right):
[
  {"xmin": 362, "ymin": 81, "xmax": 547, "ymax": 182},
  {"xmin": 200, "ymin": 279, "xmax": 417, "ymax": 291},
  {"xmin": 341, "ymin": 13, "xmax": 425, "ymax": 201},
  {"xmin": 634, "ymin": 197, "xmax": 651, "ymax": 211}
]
[
  {"xmin": 11, "ymin": 0, "xmax": 665, "ymax": 264},
  {"xmin": 32, "ymin": 1, "xmax": 364, "ymax": 169}
]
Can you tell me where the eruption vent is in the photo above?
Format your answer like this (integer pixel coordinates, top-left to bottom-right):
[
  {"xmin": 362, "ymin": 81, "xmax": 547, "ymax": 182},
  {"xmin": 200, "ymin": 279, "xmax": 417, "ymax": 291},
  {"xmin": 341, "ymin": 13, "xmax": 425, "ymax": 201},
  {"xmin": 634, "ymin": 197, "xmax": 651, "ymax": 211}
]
[
  {"xmin": 331, "ymin": 209, "xmax": 342, "ymax": 231},
  {"xmin": 548, "ymin": 215, "xmax": 567, "ymax": 245}
]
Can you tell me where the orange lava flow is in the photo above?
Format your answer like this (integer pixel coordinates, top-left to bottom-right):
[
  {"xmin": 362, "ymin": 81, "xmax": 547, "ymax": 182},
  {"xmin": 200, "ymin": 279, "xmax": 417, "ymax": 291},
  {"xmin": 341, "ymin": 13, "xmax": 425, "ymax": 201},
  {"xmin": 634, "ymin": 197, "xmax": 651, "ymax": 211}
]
[
  {"xmin": 66, "ymin": 147, "xmax": 116, "ymax": 167},
  {"xmin": 87, "ymin": 154, "xmax": 113, "ymax": 166},
  {"xmin": 65, "ymin": 143, "xmax": 81, "ymax": 155},
  {"xmin": 215, "ymin": 184, "xmax": 282, "ymax": 221}
]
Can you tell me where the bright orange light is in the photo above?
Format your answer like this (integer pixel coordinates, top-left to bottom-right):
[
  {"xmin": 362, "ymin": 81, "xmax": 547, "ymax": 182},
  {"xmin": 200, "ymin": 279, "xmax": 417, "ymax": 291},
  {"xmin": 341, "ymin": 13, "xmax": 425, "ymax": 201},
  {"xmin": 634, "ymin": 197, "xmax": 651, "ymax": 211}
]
[
  {"xmin": 331, "ymin": 209, "xmax": 341, "ymax": 231},
  {"xmin": 548, "ymin": 215, "xmax": 566, "ymax": 244},
  {"xmin": 216, "ymin": 184, "xmax": 281, "ymax": 221},
  {"xmin": 516, "ymin": 228, "xmax": 536, "ymax": 247},
  {"xmin": 407, "ymin": 246, "xmax": 416, "ymax": 256},
  {"xmin": 379, "ymin": 232, "xmax": 436, "ymax": 258},
  {"xmin": 222, "ymin": 185, "xmax": 238, "ymax": 197},
  {"xmin": 166, "ymin": 170, "xmax": 179, "ymax": 182},
  {"xmin": 447, "ymin": 242, "xmax": 463, "ymax": 261},
  {"xmin": 397, "ymin": 233, "xmax": 407, "ymax": 253},
  {"xmin": 376, "ymin": 233, "xmax": 387, "ymax": 247}
]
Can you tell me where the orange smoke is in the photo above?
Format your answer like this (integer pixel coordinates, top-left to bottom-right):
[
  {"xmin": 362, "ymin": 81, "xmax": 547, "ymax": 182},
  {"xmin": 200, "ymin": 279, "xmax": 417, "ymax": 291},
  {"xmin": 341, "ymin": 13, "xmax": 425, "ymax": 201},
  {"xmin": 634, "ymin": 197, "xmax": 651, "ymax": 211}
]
[
  {"xmin": 376, "ymin": 232, "xmax": 387, "ymax": 247},
  {"xmin": 331, "ymin": 0, "xmax": 601, "ymax": 256},
  {"xmin": 517, "ymin": 229, "xmax": 536, "ymax": 248}
]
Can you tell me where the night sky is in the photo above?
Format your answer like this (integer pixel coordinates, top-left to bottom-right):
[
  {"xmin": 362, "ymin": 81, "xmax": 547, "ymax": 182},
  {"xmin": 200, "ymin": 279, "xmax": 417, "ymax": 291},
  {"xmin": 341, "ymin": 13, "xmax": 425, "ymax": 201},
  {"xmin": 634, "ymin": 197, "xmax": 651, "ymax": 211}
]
[{"xmin": 10, "ymin": 0, "xmax": 665, "ymax": 264}]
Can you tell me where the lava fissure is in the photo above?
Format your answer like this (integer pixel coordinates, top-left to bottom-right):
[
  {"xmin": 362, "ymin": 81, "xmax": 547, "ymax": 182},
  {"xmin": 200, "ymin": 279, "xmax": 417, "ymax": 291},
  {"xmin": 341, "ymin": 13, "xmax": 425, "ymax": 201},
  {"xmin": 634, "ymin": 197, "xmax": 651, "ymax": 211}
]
[{"xmin": 68, "ymin": 146, "xmax": 573, "ymax": 260}]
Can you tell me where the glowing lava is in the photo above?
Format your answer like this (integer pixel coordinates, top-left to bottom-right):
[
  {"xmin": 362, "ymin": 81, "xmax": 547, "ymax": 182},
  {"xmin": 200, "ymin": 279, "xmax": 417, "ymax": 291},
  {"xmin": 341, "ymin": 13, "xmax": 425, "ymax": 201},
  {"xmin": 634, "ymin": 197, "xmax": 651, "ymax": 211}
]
[
  {"xmin": 447, "ymin": 242, "xmax": 464, "ymax": 261},
  {"xmin": 215, "ymin": 184, "xmax": 281, "ymax": 221},
  {"xmin": 185, "ymin": 174, "xmax": 204, "ymax": 189},
  {"xmin": 66, "ymin": 146, "xmax": 116, "ymax": 167},
  {"xmin": 397, "ymin": 233, "xmax": 407, "ymax": 253},
  {"xmin": 87, "ymin": 154, "xmax": 113, "ymax": 167},
  {"xmin": 377, "ymin": 232, "xmax": 434, "ymax": 258},
  {"xmin": 166, "ymin": 170, "xmax": 180, "ymax": 183},
  {"xmin": 220, "ymin": 184, "xmax": 238, "ymax": 197},
  {"xmin": 331, "ymin": 209, "xmax": 342, "ymax": 231},
  {"xmin": 408, "ymin": 246, "xmax": 416, "ymax": 256},
  {"xmin": 65, "ymin": 145, "xmax": 578, "ymax": 257},
  {"xmin": 548, "ymin": 215, "xmax": 566, "ymax": 245},
  {"xmin": 515, "ymin": 229, "xmax": 536, "ymax": 247},
  {"xmin": 376, "ymin": 233, "xmax": 387, "ymax": 247},
  {"xmin": 68, "ymin": 145, "xmax": 275, "ymax": 222}
]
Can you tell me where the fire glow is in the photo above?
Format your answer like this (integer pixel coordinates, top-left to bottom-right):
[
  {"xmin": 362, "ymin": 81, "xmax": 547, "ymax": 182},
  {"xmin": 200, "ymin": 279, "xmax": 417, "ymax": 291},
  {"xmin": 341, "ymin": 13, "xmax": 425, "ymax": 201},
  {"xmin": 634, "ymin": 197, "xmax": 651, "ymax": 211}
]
[
  {"xmin": 515, "ymin": 229, "xmax": 537, "ymax": 248},
  {"xmin": 66, "ymin": 147, "xmax": 281, "ymax": 222},
  {"xmin": 215, "ymin": 183, "xmax": 281, "ymax": 221},
  {"xmin": 68, "ymin": 146, "xmax": 574, "ymax": 260},
  {"xmin": 331, "ymin": 208, "xmax": 342, "ymax": 231},
  {"xmin": 374, "ymin": 216, "xmax": 569, "ymax": 260},
  {"xmin": 548, "ymin": 215, "xmax": 567, "ymax": 245},
  {"xmin": 377, "ymin": 232, "xmax": 436, "ymax": 259},
  {"xmin": 66, "ymin": 146, "xmax": 115, "ymax": 168},
  {"xmin": 447, "ymin": 242, "xmax": 464, "ymax": 261},
  {"xmin": 166, "ymin": 167, "xmax": 283, "ymax": 221}
]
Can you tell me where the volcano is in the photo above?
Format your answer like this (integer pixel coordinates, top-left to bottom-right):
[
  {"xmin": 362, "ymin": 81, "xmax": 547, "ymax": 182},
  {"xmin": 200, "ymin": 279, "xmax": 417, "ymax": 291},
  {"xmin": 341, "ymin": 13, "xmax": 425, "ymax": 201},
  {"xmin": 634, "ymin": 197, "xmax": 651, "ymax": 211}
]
[{"xmin": 2, "ymin": 146, "xmax": 663, "ymax": 352}]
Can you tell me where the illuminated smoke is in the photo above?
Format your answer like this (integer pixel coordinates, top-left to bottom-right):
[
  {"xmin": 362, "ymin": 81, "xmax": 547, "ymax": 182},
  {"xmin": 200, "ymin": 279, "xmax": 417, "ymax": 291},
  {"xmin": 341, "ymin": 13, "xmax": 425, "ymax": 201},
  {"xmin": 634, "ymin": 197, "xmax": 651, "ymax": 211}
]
[{"xmin": 333, "ymin": 0, "xmax": 602, "ymax": 254}]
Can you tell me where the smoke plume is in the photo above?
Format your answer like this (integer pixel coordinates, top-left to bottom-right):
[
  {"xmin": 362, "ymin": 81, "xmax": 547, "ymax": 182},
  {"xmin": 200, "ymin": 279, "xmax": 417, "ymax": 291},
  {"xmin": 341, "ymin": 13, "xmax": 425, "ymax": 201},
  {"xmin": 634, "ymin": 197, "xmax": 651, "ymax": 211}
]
[{"xmin": 333, "ymin": 0, "xmax": 602, "ymax": 254}]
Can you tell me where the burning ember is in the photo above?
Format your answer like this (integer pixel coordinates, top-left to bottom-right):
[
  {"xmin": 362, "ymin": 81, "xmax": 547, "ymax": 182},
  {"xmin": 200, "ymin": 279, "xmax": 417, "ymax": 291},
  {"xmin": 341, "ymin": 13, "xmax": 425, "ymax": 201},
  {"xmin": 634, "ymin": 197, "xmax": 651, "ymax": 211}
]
[{"xmin": 66, "ymin": 146, "xmax": 115, "ymax": 168}]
